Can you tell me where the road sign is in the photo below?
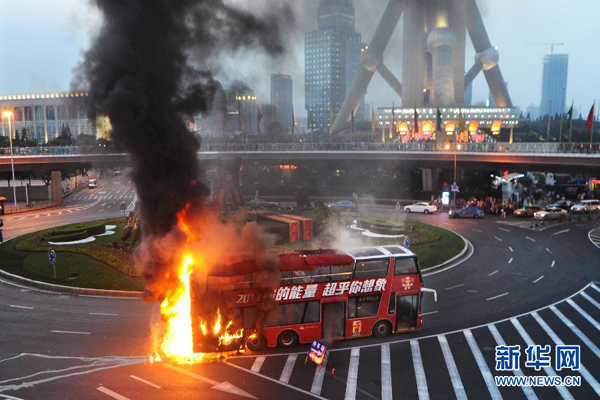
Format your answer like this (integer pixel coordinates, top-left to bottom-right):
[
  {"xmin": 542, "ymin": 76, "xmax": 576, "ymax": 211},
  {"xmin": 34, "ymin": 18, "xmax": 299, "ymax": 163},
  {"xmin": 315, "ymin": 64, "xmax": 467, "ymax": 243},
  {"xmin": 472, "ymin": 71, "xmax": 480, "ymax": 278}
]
[
  {"xmin": 307, "ymin": 339, "xmax": 327, "ymax": 367},
  {"xmin": 48, "ymin": 250, "xmax": 57, "ymax": 264},
  {"xmin": 451, "ymin": 182, "xmax": 459, "ymax": 192},
  {"xmin": 404, "ymin": 236, "xmax": 410, "ymax": 249}
]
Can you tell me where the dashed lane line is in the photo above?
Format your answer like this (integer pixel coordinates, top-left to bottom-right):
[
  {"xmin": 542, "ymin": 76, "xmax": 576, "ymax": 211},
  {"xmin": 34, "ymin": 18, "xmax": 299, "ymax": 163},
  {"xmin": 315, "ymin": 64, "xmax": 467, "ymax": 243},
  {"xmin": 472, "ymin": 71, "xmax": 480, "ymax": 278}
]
[
  {"xmin": 97, "ymin": 386, "xmax": 130, "ymax": 400},
  {"xmin": 472, "ymin": 229, "xmax": 483, "ymax": 233},
  {"xmin": 9, "ymin": 305, "xmax": 34, "ymax": 310},
  {"xmin": 526, "ymin": 236, "xmax": 536, "ymax": 242},
  {"xmin": 89, "ymin": 312, "xmax": 119, "ymax": 316},
  {"xmin": 130, "ymin": 375, "xmax": 161, "ymax": 389},
  {"xmin": 508, "ymin": 257, "xmax": 513, "ymax": 264},
  {"xmin": 50, "ymin": 330, "xmax": 91, "ymax": 335},
  {"xmin": 551, "ymin": 261, "xmax": 556, "ymax": 267},
  {"xmin": 498, "ymin": 227, "xmax": 511, "ymax": 232},
  {"xmin": 533, "ymin": 275, "xmax": 544, "ymax": 284},
  {"xmin": 488, "ymin": 270, "xmax": 499, "ymax": 277},
  {"xmin": 486, "ymin": 292, "xmax": 509, "ymax": 301},
  {"xmin": 508, "ymin": 246, "xmax": 514, "ymax": 252},
  {"xmin": 546, "ymin": 247, "xmax": 553, "ymax": 254},
  {"xmin": 421, "ymin": 310, "xmax": 439, "ymax": 316},
  {"xmin": 494, "ymin": 236, "xmax": 502, "ymax": 242},
  {"xmin": 445, "ymin": 283, "xmax": 465, "ymax": 290}
]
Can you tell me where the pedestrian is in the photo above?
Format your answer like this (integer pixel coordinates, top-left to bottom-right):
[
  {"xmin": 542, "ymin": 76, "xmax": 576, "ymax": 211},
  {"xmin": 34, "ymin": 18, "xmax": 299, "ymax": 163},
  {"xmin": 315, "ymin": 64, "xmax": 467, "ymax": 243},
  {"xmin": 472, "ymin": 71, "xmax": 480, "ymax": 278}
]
[{"xmin": 501, "ymin": 207, "xmax": 506, "ymax": 219}]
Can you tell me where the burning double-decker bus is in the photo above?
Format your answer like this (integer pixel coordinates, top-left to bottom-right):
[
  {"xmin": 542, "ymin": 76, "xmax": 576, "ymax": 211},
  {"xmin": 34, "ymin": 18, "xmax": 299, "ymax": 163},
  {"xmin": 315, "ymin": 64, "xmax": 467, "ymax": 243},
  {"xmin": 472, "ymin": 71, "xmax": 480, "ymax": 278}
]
[{"xmin": 190, "ymin": 245, "xmax": 437, "ymax": 352}]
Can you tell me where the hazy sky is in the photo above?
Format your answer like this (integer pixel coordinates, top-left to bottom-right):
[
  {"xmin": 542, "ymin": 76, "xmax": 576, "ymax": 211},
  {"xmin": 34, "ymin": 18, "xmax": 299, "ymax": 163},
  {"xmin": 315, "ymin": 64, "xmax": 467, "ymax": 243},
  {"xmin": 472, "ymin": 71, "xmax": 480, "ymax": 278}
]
[{"xmin": 0, "ymin": 0, "xmax": 598, "ymax": 117}]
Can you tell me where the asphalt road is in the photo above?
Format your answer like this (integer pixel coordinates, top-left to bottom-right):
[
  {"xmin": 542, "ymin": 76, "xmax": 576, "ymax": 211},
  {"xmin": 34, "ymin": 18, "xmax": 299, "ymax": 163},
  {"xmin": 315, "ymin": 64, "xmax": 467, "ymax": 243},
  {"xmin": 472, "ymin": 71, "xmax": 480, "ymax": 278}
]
[{"xmin": 1, "ymin": 188, "xmax": 599, "ymax": 399}]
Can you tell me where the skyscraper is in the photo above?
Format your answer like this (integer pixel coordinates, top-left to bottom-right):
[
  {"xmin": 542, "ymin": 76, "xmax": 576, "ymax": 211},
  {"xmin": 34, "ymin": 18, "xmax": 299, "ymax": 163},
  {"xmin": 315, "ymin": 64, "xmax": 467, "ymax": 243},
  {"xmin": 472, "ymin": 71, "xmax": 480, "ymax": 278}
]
[
  {"xmin": 540, "ymin": 54, "xmax": 568, "ymax": 117},
  {"xmin": 271, "ymin": 74, "xmax": 293, "ymax": 132},
  {"xmin": 305, "ymin": 0, "xmax": 363, "ymax": 133}
]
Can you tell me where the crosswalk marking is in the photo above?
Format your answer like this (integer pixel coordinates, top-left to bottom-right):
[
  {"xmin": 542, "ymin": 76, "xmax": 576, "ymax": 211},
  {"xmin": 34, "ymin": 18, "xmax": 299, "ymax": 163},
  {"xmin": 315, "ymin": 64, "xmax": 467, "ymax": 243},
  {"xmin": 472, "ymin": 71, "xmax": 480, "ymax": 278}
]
[
  {"xmin": 310, "ymin": 356, "xmax": 327, "ymax": 395},
  {"xmin": 549, "ymin": 306, "xmax": 600, "ymax": 359},
  {"xmin": 581, "ymin": 292, "xmax": 600, "ymax": 311},
  {"xmin": 381, "ymin": 344, "xmax": 392, "ymax": 400},
  {"xmin": 488, "ymin": 324, "xmax": 538, "ymax": 400},
  {"xmin": 97, "ymin": 386, "xmax": 130, "ymax": 400},
  {"xmin": 533, "ymin": 311, "xmax": 600, "ymax": 397},
  {"xmin": 463, "ymin": 329, "xmax": 502, "ymax": 400},
  {"xmin": 410, "ymin": 340, "xmax": 429, "ymax": 400},
  {"xmin": 438, "ymin": 335, "xmax": 467, "ymax": 400},
  {"xmin": 566, "ymin": 299, "xmax": 600, "ymax": 330},
  {"xmin": 250, "ymin": 356, "xmax": 265, "ymax": 373},
  {"xmin": 279, "ymin": 354, "xmax": 297, "ymax": 384},
  {"xmin": 511, "ymin": 317, "xmax": 575, "ymax": 400},
  {"xmin": 344, "ymin": 348, "xmax": 360, "ymax": 400}
]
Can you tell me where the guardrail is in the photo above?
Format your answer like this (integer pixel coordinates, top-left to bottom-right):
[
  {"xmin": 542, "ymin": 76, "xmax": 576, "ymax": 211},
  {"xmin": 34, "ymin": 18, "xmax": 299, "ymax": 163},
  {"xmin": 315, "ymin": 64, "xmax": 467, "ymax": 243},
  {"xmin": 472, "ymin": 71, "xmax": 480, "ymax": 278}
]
[{"xmin": 1, "ymin": 142, "xmax": 600, "ymax": 156}]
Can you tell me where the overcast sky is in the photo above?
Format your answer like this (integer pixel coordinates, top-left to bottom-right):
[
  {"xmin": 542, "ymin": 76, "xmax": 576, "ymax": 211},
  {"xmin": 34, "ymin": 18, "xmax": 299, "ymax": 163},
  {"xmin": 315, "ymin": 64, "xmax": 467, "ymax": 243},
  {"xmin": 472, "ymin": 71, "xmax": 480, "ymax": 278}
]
[{"xmin": 0, "ymin": 0, "xmax": 598, "ymax": 117}]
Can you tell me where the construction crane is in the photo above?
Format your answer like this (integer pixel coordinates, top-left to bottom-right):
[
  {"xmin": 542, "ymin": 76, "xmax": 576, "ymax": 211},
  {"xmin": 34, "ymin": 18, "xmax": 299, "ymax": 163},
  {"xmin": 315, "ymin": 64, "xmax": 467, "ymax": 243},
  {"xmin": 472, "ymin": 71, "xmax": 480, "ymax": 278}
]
[{"xmin": 526, "ymin": 42, "xmax": 564, "ymax": 54}]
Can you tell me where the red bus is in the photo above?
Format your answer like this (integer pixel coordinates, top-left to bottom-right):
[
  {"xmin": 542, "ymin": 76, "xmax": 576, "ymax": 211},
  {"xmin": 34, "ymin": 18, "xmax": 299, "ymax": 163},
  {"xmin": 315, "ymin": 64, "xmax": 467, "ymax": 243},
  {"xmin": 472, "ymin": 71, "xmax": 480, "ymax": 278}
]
[{"xmin": 191, "ymin": 245, "xmax": 436, "ymax": 352}]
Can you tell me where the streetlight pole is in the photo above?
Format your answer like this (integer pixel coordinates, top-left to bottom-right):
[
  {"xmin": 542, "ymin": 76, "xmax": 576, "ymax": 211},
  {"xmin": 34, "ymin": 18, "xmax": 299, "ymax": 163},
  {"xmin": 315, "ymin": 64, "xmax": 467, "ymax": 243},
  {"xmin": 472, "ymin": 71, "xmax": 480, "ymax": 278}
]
[{"xmin": 3, "ymin": 111, "xmax": 17, "ymax": 210}]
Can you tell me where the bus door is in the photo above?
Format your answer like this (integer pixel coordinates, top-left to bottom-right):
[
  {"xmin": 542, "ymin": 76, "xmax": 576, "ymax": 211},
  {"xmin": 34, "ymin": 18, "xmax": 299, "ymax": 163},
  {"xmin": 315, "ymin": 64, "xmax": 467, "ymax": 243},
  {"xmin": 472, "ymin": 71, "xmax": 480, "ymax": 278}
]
[
  {"xmin": 322, "ymin": 301, "xmax": 345, "ymax": 340},
  {"xmin": 396, "ymin": 294, "xmax": 418, "ymax": 330}
]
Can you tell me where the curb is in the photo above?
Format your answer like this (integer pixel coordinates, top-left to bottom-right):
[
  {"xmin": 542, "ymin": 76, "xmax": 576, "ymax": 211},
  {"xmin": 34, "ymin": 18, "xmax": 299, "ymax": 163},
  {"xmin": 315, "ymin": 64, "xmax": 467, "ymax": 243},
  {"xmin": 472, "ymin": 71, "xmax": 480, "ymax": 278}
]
[{"xmin": 422, "ymin": 231, "xmax": 473, "ymax": 277}]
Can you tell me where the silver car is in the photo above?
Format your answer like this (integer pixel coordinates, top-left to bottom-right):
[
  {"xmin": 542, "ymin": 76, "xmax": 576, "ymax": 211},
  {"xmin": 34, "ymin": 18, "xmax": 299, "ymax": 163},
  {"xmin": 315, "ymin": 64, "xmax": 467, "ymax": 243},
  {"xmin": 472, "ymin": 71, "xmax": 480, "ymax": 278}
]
[
  {"xmin": 534, "ymin": 207, "xmax": 569, "ymax": 221},
  {"xmin": 571, "ymin": 200, "xmax": 600, "ymax": 214}
]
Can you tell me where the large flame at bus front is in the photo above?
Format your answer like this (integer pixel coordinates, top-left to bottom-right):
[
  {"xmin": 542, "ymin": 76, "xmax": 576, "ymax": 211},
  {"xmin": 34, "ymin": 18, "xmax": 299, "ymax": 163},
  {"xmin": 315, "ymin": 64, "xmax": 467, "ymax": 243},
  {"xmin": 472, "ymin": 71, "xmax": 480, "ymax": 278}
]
[{"xmin": 149, "ymin": 213, "xmax": 244, "ymax": 364}]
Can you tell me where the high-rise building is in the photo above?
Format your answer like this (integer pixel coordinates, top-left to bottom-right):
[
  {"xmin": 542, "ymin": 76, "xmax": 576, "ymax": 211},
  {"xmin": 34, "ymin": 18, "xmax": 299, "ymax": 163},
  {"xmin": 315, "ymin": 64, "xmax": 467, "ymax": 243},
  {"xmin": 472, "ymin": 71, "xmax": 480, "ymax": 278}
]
[
  {"xmin": 305, "ymin": 0, "xmax": 364, "ymax": 133},
  {"xmin": 465, "ymin": 82, "xmax": 473, "ymax": 107},
  {"xmin": 540, "ymin": 54, "xmax": 568, "ymax": 117},
  {"xmin": 271, "ymin": 74, "xmax": 293, "ymax": 132}
]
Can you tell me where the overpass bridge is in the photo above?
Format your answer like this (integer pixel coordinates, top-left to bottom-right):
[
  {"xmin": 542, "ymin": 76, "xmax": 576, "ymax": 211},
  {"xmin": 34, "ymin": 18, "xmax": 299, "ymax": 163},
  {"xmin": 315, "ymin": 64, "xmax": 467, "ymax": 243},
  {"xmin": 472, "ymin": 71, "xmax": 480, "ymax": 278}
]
[{"xmin": 0, "ymin": 142, "xmax": 599, "ymax": 173}]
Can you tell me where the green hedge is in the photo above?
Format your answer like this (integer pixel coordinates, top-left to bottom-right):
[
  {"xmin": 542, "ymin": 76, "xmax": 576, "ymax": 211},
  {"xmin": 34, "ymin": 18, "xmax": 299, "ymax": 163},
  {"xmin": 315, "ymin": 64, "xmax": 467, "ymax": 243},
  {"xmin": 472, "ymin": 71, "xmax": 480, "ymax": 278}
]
[
  {"xmin": 49, "ymin": 230, "xmax": 89, "ymax": 243},
  {"xmin": 370, "ymin": 224, "xmax": 407, "ymax": 236},
  {"xmin": 52, "ymin": 224, "xmax": 105, "ymax": 237}
]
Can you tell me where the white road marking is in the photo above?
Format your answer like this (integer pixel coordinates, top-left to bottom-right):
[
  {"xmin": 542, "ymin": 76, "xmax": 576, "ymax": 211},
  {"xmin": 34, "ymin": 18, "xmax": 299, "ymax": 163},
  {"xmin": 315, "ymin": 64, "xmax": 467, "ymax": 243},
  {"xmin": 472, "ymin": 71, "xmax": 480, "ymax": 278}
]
[
  {"xmin": 467, "ymin": 289, "xmax": 478, "ymax": 293},
  {"xmin": 508, "ymin": 257, "xmax": 513, "ymax": 264},
  {"xmin": 130, "ymin": 375, "xmax": 161, "ymax": 389},
  {"xmin": 533, "ymin": 275, "xmax": 544, "ymax": 284},
  {"xmin": 381, "ymin": 344, "xmax": 392, "ymax": 400},
  {"xmin": 89, "ymin": 312, "xmax": 119, "ymax": 316},
  {"xmin": 344, "ymin": 348, "xmax": 360, "ymax": 400},
  {"xmin": 553, "ymin": 229, "xmax": 570, "ymax": 235},
  {"xmin": 498, "ymin": 227, "xmax": 511, "ymax": 232},
  {"xmin": 410, "ymin": 340, "xmax": 429, "ymax": 400},
  {"xmin": 438, "ymin": 335, "xmax": 467, "ymax": 400},
  {"xmin": 488, "ymin": 270, "xmax": 499, "ymax": 277},
  {"xmin": 463, "ymin": 330, "xmax": 502, "ymax": 400},
  {"xmin": 486, "ymin": 292, "xmax": 509, "ymax": 301},
  {"xmin": 46, "ymin": 213, "xmax": 51, "ymax": 217},
  {"xmin": 58, "ymin": 212, "xmax": 62, "ymax": 215},
  {"xmin": 421, "ymin": 310, "xmax": 439, "ymax": 316},
  {"xmin": 512, "ymin": 317, "xmax": 576, "ymax": 399},
  {"xmin": 50, "ymin": 330, "xmax": 91, "ymax": 335},
  {"xmin": 97, "ymin": 386, "xmax": 130, "ymax": 400},
  {"xmin": 445, "ymin": 283, "xmax": 464, "ymax": 291},
  {"xmin": 533, "ymin": 311, "xmax": 600, "ymax": 396},
  {"xmin": 98, "ymin": 209, "xmax": 104, "ymax": 213},
  {"xmin": 494, "ymin": 236, "xmax": 503, "ymax": 242},
  {"xmin": 33, "ymin": 215, "xmax": 40, "ymax": 219},
  {"xmin": 251, "ymin": 356, "xmax": 266, "ymax": 373},
  {"xmin": 566, "ymin": 299, "xmax": 599, "ymax": 330},
  {"xmin": 581, "ymin": 292, "xmax": 600, "ymax": 310},
  {"xmin": 310, "ymin": 355, "xmax": 328, "ymax": 395},
  {"xmin": 165, "ymin": 364, "xmax": 257, "ymax": 398},
  {"xmin": 472, "ymin": 229, "xmax": 483, "ymax": 233},
  {"xmin": 279, "ymin": 354, "xmax": 297, "ymax": 384},
  {"xmin": 551, "ymin": 261, "xmax": 556, "ymax": 267},
  {"xmin": 526, "ymin": 236, "xmax": 536, "ymax": 242},
  {"xmin": 488, "ymin": 325, "xmax": 538, "ymax": 400},
  {"xmin": 508, "ymin": 246, "xmax": 514, "ymax": 252},
  {"xmin": 9, "ymin": 305, "xmax": 34, "ymax": 310},
  {"xmin": 545, "ymin": 247, "xmax": 553, "ymax": 255}
]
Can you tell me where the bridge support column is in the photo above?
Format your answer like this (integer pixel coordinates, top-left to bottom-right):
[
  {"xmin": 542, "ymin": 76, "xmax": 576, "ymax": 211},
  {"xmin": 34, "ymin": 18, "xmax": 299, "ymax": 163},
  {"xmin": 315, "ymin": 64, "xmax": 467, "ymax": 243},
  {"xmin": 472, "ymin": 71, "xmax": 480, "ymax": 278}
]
[
  {"xmin": 50, "ymin": 171, "xmax": 62, "ymax": 202},
  {"xmin": 422, "ymin": 168, "xmax": 439, "ymax": 192}
]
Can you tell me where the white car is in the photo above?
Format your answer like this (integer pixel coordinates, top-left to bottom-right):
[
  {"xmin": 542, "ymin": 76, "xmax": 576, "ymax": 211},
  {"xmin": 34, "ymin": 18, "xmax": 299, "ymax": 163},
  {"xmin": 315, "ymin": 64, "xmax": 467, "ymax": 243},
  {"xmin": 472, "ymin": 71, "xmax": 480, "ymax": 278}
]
[
  {"xmin": 404, "ymin": 202, "xmax": 437, "ymax": 214},
  {"xmin": 534, "ymin": 207, "xmax": 569, "ymax": 221},
  {"xmin": 571, "ymin": 200, "xmax": 600, "ymax": 214},
  {"xmin": 88, "ymin": 179, "xmax": 97, "ymax": 189}
]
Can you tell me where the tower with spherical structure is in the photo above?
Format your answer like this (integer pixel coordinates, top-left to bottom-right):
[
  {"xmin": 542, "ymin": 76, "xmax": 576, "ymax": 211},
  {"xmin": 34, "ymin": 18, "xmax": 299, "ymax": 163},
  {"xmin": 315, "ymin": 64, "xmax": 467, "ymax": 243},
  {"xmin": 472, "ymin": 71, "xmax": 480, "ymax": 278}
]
[{"xmin": 332, "ymin": 0, "xmax": 513, "ymax": 133}]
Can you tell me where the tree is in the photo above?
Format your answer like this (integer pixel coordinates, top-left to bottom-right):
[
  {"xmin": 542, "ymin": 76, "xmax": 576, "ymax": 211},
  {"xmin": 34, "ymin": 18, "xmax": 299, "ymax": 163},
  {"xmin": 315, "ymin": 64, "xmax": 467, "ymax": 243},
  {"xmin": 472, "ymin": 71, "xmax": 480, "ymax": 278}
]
[
  {"xmin": 33, "ymin": 171, "xmax": 52, "ymax": 186},
  {"xmin": 20, "ymin": 127, "xmax": 28, "ymax": 144},
  {"xmin": 61, "ymin": 124, "xmax": 73, "ymax": 141}
]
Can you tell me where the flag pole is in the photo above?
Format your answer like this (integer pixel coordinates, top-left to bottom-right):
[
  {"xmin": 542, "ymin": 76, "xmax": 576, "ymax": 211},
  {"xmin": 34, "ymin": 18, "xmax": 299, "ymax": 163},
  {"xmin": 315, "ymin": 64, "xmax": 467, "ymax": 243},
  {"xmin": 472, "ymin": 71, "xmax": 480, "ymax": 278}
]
[
  {"xmin": 569, "ymin": 101, "xmax": 574, "ymax": 143},
  {"xmin": 558, "ymin": 87, "xmax": 565, "ymax": 143},
  {"xmin": 546, "ymin": 99, "xmax": 552, "ymax": 142},
  {"xmin": 591, "ymin": 100, "xmax": 596, "ymax": 149}
]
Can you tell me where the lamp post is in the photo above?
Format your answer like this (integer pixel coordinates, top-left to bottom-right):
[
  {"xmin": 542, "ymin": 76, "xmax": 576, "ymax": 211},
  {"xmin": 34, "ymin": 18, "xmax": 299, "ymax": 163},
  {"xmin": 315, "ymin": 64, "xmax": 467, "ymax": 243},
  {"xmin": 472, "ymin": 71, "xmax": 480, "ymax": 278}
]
[{"xmin": 3, "ymin": 111, "xmax": 17, "ymax": 210}]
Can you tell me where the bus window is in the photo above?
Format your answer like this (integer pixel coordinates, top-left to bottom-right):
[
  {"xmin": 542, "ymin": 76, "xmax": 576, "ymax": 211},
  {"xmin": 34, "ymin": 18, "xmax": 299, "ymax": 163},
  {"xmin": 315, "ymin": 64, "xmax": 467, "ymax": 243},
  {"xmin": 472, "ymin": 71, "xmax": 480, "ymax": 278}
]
[
  {"xmin": 354, "ymin": 259, "xmax": 389, "ymax": 280},
  {"xmin": 243, "ymin": 307, "xmax": 257, "ymax": 329},
  {"xmin": 312, "ymin": 266, "xmax": 331, "ymax": 283},
  {"xmin": 348, "ymin": 295, "xmax": 382, "ymax": 319},
  {"xmin": 330, "ymin": 264, "xmax": 354, "ymax": 282},
  {"xmin": 388, "ymin": 292, "xmax": 396, "ymax": 314},
  {"xmin": 266, "ymin": 301, "xmax": 321, "ymax": 326},
  {"xmin": 394, "ymin": 257, "xmax": 418, "ymax": 275}
]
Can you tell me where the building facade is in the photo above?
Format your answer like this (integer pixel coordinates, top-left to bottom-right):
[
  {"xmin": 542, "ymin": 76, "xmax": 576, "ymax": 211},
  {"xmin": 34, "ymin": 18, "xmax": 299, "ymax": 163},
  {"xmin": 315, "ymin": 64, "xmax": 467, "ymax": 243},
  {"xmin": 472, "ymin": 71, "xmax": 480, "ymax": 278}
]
[
  {"xmin": 271, "ymin": 74, "xmax": 294, "ymax": 132},
  {"xmin": 540, "ymin": 54, "xmax": 568, "ymax": 117},
  {"xmin": 0, "ymin": 92, "xmax": 94, "ymax": 143},
  {"xmin": 305, "ymin": 0, "xmax": 364, "ymax": 133}
]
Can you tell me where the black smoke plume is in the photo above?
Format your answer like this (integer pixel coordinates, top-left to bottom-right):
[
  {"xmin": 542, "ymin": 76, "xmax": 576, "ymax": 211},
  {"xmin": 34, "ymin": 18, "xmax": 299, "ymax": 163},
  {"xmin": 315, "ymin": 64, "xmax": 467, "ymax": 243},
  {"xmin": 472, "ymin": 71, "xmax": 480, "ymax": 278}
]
[{"xmin": 76, "ymin": 0, "xmax": 292, "ymax": 300}]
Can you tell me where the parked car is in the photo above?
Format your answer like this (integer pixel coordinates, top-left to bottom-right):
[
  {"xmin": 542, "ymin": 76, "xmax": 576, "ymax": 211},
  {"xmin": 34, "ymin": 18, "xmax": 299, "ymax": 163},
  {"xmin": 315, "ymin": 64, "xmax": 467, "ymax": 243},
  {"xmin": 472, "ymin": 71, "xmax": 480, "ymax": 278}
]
[
  {"xmin": 571, "ymin": 200, "xmax": 600, "ymax": 214},
  {"xmin": 404, "ymin": 202, "xmax": 437, "ymax": 214},
  {"xmin": 449, "ymin": 206, "xmax": 484, "ymax": 218},
  {"xmin": 328, "ymin": 200, "xmax": 358, "ymax": 212},
  {"xmin": 88, "ymin": 179, "xmax": 97, "ymax": 189},
  {"xmin": 534, "ymin": 207, "xmax": 569, "ymax": 221},
  {"xmin": 548, "ymin": 200, "xmax": 571, "ymax": 211},
  {"xmin": 513, "ymin": 206, "xmax": 543, "ymax": 218}
]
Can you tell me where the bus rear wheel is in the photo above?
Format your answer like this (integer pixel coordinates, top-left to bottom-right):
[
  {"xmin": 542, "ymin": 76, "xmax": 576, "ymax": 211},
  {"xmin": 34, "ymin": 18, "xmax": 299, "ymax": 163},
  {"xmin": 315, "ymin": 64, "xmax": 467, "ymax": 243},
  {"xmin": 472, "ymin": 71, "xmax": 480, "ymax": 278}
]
[
  {"xmin": 246, "ymin": 334, "xmax": 266, "ymax": 352},
  {"xmin": 277, "ymin": 330, "xmax": 299, "ymax": 348},
  {"xmin": 372, "ymin": 320, "xmax": 392, "ymax": 338}
]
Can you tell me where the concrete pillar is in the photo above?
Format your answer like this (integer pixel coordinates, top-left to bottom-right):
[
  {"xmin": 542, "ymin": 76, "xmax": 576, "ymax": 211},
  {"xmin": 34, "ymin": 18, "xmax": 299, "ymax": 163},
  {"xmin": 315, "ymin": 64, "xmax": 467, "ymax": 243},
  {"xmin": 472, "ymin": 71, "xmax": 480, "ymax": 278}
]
[
  {"xmin": 50, "ymin": 171, "xmax": 62, "ymax": 202},
  {"xmin": 32, "ymin": 106, "xmax": 38, "ymax": 142},
  {"xmin": 43, "ymin": 106, "xmax": 49, "ymax": 143},
  {"xmin": 77, "ymin": 106, "xmax": 82, "ymax": 135},
  {"xmin": 422, "ymin": 168, "xmax": 440, "ymax": 192},
  {"xmin": 54, "ymin": 105, "xmax": 59, "ymax": 138},
  {"xmin": 427, "ymin": 28, "xmax": 457, "ymax": 107}
]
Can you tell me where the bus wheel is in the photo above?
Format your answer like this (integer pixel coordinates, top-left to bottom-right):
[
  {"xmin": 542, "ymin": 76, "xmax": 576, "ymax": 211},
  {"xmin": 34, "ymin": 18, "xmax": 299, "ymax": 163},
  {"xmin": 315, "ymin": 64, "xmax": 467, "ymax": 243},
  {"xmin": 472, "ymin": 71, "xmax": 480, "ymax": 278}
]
[
  {"xmin": 246, "ymin": 334, "xmax": 266, "ymax": 352},
  {"xmin": 277, "ymin": 330, "xmax": 299, "ymax": 348},
  {"xmin": 372, "ymin": 320, "xmax": 392, "ymax": 338}
]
